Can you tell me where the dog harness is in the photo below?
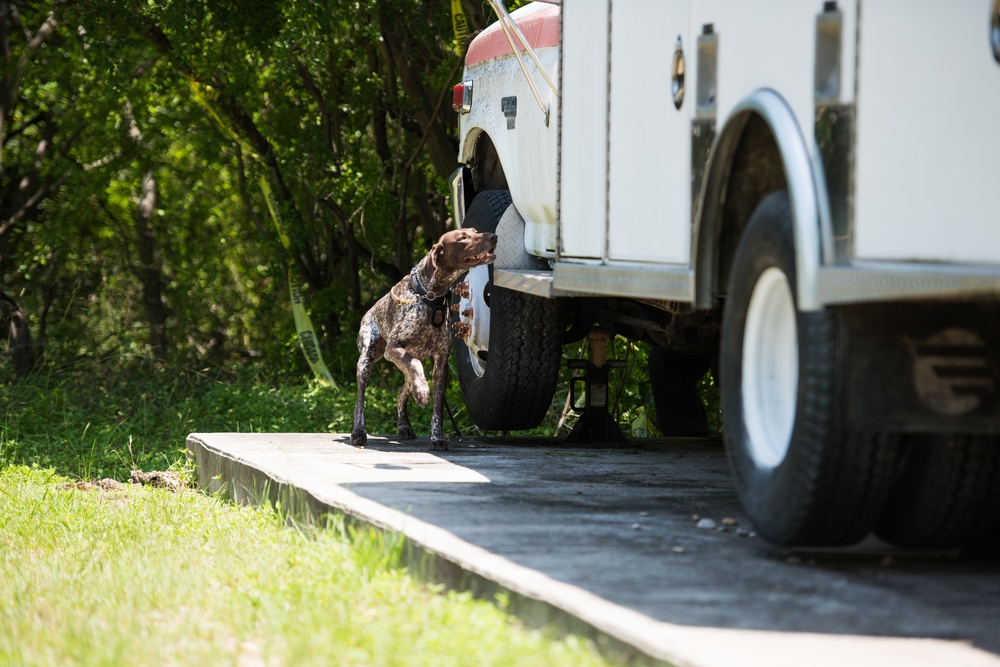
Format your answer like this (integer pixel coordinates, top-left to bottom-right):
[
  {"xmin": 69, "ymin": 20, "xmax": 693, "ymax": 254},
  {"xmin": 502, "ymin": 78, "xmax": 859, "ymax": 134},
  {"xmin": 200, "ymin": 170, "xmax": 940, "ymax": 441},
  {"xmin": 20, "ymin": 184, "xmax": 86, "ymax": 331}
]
[{"xmin": 410, "ymin": 266, "xmax": 450, "ymax": 327}]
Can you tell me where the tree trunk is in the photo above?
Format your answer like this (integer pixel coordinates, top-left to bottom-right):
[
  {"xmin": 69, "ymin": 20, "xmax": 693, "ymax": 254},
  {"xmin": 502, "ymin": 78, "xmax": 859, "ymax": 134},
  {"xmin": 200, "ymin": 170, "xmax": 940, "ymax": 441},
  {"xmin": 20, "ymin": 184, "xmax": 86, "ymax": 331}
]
[
  {"xmin": 0, "ymin": 291, "xmax": 35, "ymax": 378},
  {"xmin": 133, "ymin": 170, "xmax": 169, "ymax": 356},
  {"xmin": 378, "ymin": 9, "xmax": 459, "ymax": 181}
]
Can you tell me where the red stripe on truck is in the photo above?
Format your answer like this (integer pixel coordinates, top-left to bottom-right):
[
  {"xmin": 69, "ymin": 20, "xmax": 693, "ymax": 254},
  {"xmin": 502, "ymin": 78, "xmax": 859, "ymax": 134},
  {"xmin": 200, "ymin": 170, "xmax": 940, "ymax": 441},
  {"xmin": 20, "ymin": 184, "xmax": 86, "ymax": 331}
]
[{"xmin": 465, "ymin": 5, "xmax": 560, "ymax": 67}]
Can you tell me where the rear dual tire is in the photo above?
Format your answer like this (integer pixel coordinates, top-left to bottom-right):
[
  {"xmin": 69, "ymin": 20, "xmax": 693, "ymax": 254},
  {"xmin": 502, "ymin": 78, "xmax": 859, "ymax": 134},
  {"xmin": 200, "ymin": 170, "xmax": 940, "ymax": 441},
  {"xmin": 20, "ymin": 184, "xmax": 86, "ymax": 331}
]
[
  {"xmin": 876, "ymin": 434, "xmax": 1000, "ymax": 549},
  {"xmin": 722, "ymin": 191, "xmax": 900, "ymax": 546}
]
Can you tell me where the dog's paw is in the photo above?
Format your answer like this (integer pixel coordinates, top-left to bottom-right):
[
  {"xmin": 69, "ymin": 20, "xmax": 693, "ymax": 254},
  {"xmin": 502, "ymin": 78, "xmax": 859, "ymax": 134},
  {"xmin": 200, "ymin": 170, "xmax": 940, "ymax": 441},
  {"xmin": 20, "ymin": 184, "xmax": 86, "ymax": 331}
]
[
  {"xmin": 398, "ymin": 424, "xmax": 416, "ymax": 440},
  {"xmin": 350, "ymin": 429, "xmax": 368, "ymax": 447},
  {"xmin": 430, "ymin": 438, "xmax": 449, "ymax": 451},
  {"xmin": 413, "ymin": 385, "xmax": 430, "ymax": 407}
]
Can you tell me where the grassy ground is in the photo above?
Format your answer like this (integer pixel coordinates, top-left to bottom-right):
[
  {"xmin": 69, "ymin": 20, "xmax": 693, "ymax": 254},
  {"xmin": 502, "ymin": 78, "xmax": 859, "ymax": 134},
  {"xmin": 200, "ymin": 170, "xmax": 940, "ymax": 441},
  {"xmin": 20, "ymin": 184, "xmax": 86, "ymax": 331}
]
[
  {"xmin": 0, "ymin": 363, "xmax": 617, "ymax": 666},
  {"xmin": 1, "ymin": 337, "xmax": 700, "ymax": 481},
  {"xmin": 0, "ymin": 466, "xmax": 609, "ymax": 666},
  {"xmin": 1, "ymin": 361, "xmax": 399, "ymax": 480}
]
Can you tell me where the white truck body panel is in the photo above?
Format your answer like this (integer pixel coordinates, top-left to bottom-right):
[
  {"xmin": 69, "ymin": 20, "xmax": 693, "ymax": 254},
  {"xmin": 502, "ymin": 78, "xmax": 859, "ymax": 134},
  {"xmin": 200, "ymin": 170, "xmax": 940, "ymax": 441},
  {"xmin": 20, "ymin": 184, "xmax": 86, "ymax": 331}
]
[
  {"xmin": 854, "ymin": 1, "xmax": 1000, "ymax": 264},
  {"xmin": 460, "ymin": 0, "xmax": 1000, "ymax": 305},
  {"xmin": 558, "ymin": 0, "xmax": 609, "ymax": 260},
  {"xmin": 607, "ymin": 0, "xmax": 692, "ymax": 264},
  {"xmin": 560, "ymin": 0, "xmax": 838, "ymax": 267},
  {"xmin": 458, "ymin": 3, "xmax": 560, "ymax": 258},
  {"xmin": 691, "ymin": 0, "xmax": 819, "ymax": 153}
]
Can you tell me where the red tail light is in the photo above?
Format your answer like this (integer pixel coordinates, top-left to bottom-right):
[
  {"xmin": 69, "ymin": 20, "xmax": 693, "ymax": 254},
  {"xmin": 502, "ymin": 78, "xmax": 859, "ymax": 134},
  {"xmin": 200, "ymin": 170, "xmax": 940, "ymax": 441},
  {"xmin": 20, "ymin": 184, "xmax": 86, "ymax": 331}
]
[{"xmin": 453, "ymin": 81, "xmax": 473, "ymax": 114}]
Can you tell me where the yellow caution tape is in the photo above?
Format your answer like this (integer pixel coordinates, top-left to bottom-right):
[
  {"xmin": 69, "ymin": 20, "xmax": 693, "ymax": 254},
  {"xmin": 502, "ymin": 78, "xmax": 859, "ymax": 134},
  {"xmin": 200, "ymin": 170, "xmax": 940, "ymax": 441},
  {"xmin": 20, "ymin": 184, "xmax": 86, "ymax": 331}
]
[
  {"xmin": 259, "ymin": 177, "xmax": 338, "ymax": 389},
  {"xmin": 189, "ymin": 80, "xmax": 248, "ymax": 151},
  {"xmin": 451, "ymin": 0, "xmax": 470, "ymax": 54},
  {"xmin": 189, "ymin": 78, "xmax": 338, "ymax": 389}
]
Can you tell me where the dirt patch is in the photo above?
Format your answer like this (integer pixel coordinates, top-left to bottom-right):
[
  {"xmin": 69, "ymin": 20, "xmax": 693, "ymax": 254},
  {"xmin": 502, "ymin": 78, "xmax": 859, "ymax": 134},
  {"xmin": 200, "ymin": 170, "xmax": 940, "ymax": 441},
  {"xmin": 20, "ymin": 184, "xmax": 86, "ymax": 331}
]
[
  {"xmin": 56, "ymin": 470, "xmax": 186, "ymax": 493},
  {"xmin": 56, "ymin": 478, "xmax": 126, "ymax": 492},
  {"xmin": 130, "ymin": 469, "xmax": 185, "ymax": 491}
]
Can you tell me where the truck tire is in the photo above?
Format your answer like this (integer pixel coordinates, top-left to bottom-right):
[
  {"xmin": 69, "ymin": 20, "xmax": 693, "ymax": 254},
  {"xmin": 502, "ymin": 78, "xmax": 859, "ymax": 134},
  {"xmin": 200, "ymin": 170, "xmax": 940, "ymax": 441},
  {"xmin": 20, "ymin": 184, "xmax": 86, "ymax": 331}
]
[
  {"xmin": 721, "ymin": 190, "xmax": 900, "ymax": 546},
  {"xmin": 875, "ymin": 434, "xmax": 1000, "ymax": 549},
  {"xmin": 453, "ymin": 190, "xmax": 562, "ymax": 431}
]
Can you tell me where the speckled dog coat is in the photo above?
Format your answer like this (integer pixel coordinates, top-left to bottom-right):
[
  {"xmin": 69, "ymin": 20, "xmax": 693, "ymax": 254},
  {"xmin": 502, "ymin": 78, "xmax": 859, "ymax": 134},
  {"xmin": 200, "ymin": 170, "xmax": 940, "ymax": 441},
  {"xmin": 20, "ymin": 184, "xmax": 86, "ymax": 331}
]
[{"xmin": 351, "ymin": 228, "xmax": 498, "ymax": 450}]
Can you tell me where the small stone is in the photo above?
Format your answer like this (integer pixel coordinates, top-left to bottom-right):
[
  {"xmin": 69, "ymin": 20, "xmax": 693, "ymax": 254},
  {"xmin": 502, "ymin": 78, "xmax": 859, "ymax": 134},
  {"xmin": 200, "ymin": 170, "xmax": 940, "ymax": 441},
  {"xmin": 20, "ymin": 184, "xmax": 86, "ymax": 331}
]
[
  {"xmin": 696, "ymin": 518, "xmax": 717, "ymax": 530},
  {"xmin": 880, "ymin": 556, "xmax": 897, "ymax": 567},
  {"xmin": 786, "ymin": 555, "xmax": 803, "ymax": 565},
  {"xmin": 715, "ymin": 525, "xmax": 727, "ymax": 532},
  {"xmin": 748, "ymin": 531, "xmax": 757, "ymax": 538},
  {"xmin": 639, "ymin": 511, "xmax": 650, "ymax": 517},
  {"xmin": 736, "ymin": 528, "xmax": 751, "ymax": 537},
  {"xmin": 631, "ymin": 523, "xmax": 641, "ymax": 530},
  {"xmin": 672, "ymin": 546, "xmax": 686, "ymax": 554},
  {"xmin": 692, "ymin": 514, "xmax": 701, "ymax": 522},
  {"xmin": 721, "ymin": 517, "xmax": 738, "ymax": 526}
]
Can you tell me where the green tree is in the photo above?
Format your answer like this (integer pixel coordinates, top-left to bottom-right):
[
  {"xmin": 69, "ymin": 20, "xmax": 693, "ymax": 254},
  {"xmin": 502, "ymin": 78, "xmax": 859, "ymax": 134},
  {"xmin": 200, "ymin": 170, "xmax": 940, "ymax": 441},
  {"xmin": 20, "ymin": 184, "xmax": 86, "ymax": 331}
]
[{"xmin": 4, "ymin": 0, "xmax": 484, "ymax": 377}]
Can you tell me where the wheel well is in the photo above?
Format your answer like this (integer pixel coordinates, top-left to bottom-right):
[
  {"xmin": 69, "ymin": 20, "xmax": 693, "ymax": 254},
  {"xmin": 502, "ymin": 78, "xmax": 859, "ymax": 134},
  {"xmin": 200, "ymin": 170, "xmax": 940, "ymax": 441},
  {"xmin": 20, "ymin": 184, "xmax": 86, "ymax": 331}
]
[
  {"xmin": 717, "ymin": 115, "xmax": 787, "ymax": 295},
  {"xmin": 695, "ymin": 112, "xmax": 788, "ymax": 306},
  {"xmin": 469, "ymin": 131, "xmax": 509, "ymax": 193}
]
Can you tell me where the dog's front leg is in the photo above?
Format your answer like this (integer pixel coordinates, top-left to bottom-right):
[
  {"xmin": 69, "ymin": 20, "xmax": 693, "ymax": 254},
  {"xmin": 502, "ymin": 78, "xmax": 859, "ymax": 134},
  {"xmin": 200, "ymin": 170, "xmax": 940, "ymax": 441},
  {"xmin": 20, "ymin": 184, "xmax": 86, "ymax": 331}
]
[
  {"xmin": 429, "ymin": 351, "xmax": 449, "ymax": 451},
  {"xmin": 384, "ymin": 341, "xmax": 427, "ymax": 440}
]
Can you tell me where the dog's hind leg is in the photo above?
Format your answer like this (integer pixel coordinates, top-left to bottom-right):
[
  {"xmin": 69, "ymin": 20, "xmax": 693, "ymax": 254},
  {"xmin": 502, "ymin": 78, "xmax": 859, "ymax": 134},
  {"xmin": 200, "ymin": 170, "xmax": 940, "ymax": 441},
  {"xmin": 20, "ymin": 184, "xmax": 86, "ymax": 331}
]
[
  {"xmin": 351, "ymin": 313, "xmax": 382, "ymax": 446},
  {"xmin": 395, "ymin": 384, "xmax": 415, "ymax": 440},
  {"xmin": 429, "ymin": 351, "xmax": 449, "ymax": 451}
]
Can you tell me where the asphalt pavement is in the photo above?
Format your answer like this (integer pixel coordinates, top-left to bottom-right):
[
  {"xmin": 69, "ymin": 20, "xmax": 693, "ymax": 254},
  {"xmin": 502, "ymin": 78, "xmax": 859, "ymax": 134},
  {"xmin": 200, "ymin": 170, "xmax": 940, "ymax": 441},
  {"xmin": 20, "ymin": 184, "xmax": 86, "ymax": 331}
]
[{"xmin": 187, "ymin": 432, "xmax": 1000, "ymax": 667}]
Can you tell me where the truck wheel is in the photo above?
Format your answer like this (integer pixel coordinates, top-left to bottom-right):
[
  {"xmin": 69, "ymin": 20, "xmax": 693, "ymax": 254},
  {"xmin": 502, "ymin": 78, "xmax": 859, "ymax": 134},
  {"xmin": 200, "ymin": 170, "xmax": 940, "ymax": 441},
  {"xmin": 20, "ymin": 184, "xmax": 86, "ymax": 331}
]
[
  {"xmin": 875, "ymin": 434, "xmax": 1000, "ymax": 549},
  {"xmin": 721, "ymin": 191, "xmax": 900, "ymax": 546},
  {"xmin": 453, "ymin": 190, "xmax": 562, "ymax": 431}
]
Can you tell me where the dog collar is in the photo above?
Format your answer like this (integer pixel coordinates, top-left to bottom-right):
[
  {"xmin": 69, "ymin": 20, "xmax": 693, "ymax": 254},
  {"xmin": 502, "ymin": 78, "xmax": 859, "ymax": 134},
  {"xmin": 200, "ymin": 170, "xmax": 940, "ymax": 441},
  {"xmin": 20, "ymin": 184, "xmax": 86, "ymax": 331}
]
[{"xmin": 410, "ymin": 266, "xmax": 450, "ymax": 327}]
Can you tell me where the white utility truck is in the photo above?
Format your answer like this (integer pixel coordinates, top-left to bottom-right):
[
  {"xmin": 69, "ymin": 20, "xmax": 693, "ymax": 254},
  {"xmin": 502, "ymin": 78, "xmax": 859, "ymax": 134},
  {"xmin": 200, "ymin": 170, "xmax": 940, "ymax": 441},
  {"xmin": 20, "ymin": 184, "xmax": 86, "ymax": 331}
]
[{"xmin": 448, "ymin": 0, "xmax": 1000, "ymax": 548}]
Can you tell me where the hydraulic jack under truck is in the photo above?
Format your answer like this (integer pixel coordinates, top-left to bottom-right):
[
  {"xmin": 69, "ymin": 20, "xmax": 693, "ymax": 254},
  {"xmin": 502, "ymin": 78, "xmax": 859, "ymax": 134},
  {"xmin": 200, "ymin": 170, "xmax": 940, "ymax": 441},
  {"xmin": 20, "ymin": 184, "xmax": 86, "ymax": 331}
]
[{"xmin": 566, "ymin": 329, "xmax": 628, "ymax": 445}]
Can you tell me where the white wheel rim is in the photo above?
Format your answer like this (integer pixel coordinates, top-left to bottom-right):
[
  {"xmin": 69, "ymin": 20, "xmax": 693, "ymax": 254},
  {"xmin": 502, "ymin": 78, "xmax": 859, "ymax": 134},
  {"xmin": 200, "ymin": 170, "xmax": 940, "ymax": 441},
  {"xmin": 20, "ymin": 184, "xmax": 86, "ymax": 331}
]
[
  {"xmin": 741, "ymin": 267, "xmax": 798, "ymax": 470},
  {"xmin": 461, "ymin": 265, "xmax": 491, "ymax": 377}
]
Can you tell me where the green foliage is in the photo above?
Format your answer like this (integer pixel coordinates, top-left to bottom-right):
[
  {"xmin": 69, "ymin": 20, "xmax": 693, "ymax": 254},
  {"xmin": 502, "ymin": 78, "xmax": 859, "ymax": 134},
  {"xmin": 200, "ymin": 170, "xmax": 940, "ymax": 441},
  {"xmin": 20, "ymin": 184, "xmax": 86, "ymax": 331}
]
[
  {"xmin": 2, "ymin": 1, "xmax": 719, "ymax": 447},
  {"xmin": 3, "ymin": 0, "xmax": 462, "ymax": 374}
]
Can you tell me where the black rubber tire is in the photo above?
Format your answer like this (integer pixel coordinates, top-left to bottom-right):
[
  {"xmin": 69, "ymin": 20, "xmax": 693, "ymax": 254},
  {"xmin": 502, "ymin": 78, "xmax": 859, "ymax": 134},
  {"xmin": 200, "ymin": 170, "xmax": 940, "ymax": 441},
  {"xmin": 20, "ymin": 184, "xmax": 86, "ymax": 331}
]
[
  {"xmin": 453, "ymin": 190, "xmax": 562, "ymax": 431},
  {"xmin": 875, "ymin": 434, "xmax": 1000, "ymax": 549},
  {"xmin": 721, "ymin": 190, "xmax": 900, "ymax": 546}
]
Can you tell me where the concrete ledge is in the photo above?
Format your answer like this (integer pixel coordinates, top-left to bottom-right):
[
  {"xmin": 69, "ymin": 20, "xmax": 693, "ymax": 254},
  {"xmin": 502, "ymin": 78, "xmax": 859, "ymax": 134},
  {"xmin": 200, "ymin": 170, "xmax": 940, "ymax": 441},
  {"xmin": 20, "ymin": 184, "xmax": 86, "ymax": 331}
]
[{"xmin": 187, "ymin": 433, "xmax": 1000, "ymax": 667}]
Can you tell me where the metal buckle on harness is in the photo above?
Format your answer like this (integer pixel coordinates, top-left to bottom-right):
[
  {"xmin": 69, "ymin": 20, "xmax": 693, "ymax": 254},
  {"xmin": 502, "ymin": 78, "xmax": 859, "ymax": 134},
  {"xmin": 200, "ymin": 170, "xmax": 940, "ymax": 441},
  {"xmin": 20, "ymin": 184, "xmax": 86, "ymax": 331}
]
[{"xmin": 411, "ymin": 266, "xmax": 450, "ymax": 327}]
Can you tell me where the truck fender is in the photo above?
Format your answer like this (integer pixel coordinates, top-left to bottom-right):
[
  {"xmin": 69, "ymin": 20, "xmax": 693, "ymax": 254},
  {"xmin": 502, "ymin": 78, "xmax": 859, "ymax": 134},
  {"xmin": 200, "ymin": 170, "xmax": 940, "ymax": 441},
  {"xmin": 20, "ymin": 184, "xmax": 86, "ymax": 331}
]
[{"xmin": 694, "ymin": 89, "xmax": 832, "ymax": 312}]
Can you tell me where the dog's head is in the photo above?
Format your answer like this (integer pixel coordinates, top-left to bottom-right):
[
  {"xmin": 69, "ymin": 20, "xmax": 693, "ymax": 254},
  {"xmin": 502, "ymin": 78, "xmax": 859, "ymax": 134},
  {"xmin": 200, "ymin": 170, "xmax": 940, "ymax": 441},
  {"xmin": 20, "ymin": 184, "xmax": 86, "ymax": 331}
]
[{"xmin": 433, "ymin": 228, "xmax": 498, "ymax": 273}]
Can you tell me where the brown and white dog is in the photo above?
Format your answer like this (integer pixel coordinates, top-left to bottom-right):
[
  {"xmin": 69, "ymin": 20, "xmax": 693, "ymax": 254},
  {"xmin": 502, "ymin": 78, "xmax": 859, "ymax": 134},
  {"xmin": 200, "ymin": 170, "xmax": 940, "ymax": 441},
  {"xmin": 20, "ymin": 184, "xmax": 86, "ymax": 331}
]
[{"xmin": 351, "ymin": 228, "xmax": 498, "ymax": 450}]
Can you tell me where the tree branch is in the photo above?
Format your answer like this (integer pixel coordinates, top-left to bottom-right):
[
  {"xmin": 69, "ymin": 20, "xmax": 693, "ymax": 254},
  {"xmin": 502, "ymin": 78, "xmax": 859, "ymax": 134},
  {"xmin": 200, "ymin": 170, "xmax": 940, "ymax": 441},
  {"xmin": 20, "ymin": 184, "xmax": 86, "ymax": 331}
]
[
  {"xmin": 378, "ymin": 7, "xmax": 459, "ymax": 180},
  {"xmin": 142, "ymin": 20, "xmax": 319, "ymax": 284},
  {"xmin": 292, "ymin": 56, "xmax": 337, "ymax": 164}
]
